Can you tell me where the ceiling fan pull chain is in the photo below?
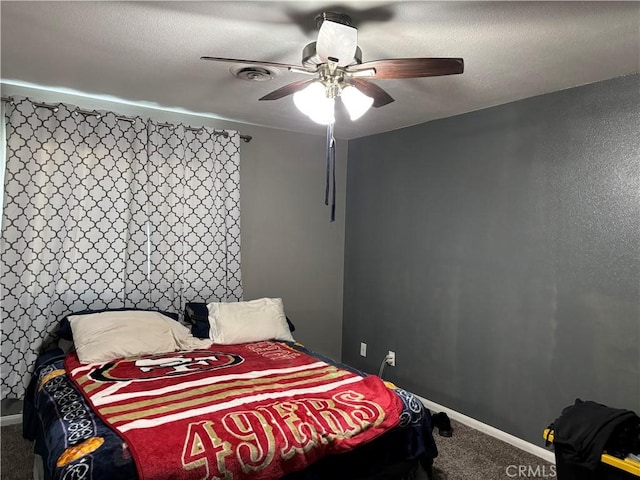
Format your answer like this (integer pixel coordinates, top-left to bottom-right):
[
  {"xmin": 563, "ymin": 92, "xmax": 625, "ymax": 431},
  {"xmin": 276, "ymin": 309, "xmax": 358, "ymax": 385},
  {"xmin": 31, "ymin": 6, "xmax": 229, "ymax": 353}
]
[
  {"xmin": 329, "ymin": 122, "xmax": 336, "ymax": 222},
  {"xmin": 331, "ymin": 142, "xmax": 336, "ymax": 222},
  {"xmin": 325, "ymin": 124, "xmax": 331, "ymax": 207}
]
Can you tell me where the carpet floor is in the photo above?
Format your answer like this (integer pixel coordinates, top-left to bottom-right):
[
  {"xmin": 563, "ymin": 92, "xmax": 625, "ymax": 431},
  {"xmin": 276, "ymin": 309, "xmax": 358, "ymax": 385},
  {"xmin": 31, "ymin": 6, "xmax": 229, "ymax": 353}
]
[
  {"xmin": 430, "ymin": 420, "xmax": 555, "ymax": 479},
  {"xmin": 1, "ymin": 423, "xmax": 33, "ymax": 480},
  {"xmin": 1, "ymin": 419, "xmax": 555, "ymax": 479}
]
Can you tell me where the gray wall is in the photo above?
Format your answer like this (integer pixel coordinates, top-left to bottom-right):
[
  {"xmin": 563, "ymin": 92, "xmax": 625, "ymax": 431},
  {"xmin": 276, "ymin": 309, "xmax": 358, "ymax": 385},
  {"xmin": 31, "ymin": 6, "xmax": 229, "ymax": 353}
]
[
  {"xmin": 240, "ymin": 126, "xmax": 346, "ymax": 361},
  {"xmin": 342, "ymin": 74, "xmax": 640, "ymax": 444},
  {"xmin": 1, "ymin": 84, "xmax": 346, "ymax": 361}
]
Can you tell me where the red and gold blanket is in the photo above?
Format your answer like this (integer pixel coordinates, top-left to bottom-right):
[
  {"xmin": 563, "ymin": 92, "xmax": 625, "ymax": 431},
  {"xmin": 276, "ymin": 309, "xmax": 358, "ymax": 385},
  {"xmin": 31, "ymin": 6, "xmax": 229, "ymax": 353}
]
[{"xmin": 65, "ymin": 341, "xmax": 402, "ymax": 480}]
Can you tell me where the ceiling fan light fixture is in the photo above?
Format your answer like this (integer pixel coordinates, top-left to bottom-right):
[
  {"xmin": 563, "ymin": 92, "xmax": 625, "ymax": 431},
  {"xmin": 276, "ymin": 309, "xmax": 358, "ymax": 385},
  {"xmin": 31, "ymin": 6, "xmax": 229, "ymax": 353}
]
[
  {"xmin": 293, "ymin": 81, "xmax": 335, "ymax": 125},
  {"xmin": 308, "ymin": 97, "xmax": 335, "ymax": 125},
  {"xmin": 340, "ymin": 85, "xmax": 374, "ymax": 121}
]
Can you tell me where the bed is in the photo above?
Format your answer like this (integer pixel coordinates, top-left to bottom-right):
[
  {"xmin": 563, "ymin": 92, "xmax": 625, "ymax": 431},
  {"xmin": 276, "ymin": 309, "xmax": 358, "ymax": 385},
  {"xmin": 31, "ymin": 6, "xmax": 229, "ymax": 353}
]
[{"xmin": 23, "ymin": 302, "xmax": 438, "ymax": 480}]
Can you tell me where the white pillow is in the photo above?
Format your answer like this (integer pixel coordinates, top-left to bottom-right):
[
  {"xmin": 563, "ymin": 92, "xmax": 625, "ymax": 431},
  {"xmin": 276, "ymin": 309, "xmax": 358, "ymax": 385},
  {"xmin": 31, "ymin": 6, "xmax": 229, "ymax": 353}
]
[
  {"xmin": 69, "ymin": 311, "xmax": 212, "ymax": 364},
  {"xmin": 207, "ymin": 298, "xmax": 295, "ymax": 344}
]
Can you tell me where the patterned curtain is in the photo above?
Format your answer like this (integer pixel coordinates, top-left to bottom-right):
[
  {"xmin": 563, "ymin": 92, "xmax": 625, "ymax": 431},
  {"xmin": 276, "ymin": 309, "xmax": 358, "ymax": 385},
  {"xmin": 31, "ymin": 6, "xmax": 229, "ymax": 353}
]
[{"xmin": 1, "ymin": 98, "xmax": 242, "ymax": 399}]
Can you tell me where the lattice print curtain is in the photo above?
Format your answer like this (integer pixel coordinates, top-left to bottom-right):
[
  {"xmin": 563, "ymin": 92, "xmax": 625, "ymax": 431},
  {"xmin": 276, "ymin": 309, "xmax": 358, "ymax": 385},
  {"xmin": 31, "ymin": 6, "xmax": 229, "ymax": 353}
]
[
  {"xmin": 146, "ymin": 124, "xmax": 242, "ymax": 309},
  {"xmin": 1, "ymin": 98, "xmax": 242, "ymax": 399}
]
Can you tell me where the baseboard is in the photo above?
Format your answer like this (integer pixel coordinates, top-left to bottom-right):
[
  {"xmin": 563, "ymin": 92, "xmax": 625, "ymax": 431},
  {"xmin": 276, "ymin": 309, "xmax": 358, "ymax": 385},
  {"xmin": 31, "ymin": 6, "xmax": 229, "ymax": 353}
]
[
  {"xmin": 0, "ymin": 413, "xmax": 22, "ymax": 427},
  {"xmin": 416, "ymin": 395, "xmax": 555, "ymax": 464}
]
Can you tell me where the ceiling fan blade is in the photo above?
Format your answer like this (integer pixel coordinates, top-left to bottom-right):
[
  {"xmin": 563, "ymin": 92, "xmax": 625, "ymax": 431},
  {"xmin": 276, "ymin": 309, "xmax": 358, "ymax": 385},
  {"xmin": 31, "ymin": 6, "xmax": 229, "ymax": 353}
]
[
  {"xmin": 348, "ymin": 58, "xmax": 464, "ymax": 79},
  {"xmin": 259, "ymin": 79, "xmax": 316, "ymax": 101},
  {"xmin": 349, "ymin": 79, "xmax": 394, "ymax": 108},
  {"xmin": 316, "ymin": 20, "xmax": 358, "ymax": 67},
  {"xmin": 201, "ymin": 56, "xmax": 302, "ymax": 71}
]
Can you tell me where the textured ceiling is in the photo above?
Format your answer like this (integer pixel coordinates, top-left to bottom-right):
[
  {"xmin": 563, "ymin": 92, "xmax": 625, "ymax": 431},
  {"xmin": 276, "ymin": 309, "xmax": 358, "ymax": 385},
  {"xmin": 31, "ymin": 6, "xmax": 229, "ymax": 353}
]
[{"xmin": 1, "ymin": 1, "xmax": 638, "ymax": 139}]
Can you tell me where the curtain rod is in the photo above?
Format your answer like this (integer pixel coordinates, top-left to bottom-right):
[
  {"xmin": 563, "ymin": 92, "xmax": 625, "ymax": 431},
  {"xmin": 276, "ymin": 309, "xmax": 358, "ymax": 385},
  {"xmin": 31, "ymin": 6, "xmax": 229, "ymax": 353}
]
[{"xmin": 0, "ymin": 95, "xmax": 252, "ymax": 143}]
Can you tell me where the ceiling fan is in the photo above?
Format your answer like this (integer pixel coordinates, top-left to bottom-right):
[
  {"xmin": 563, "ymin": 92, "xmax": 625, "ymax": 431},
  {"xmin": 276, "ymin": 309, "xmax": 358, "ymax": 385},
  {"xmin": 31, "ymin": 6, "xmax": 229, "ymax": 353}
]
[
  {"xmin": 201, "ymin": 12, "xmax": 464, "ymax": 221},
  {"xmin": 201, "ymin": 12, "xmax": 464, "ymax": 122}
]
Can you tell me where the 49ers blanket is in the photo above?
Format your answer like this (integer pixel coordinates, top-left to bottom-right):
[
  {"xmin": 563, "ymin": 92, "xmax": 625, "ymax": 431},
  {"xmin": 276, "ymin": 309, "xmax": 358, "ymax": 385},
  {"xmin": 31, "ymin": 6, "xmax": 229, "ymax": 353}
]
[{"xmin": 65, "ymin": 341, "xmax": 403, "ymax": 480}]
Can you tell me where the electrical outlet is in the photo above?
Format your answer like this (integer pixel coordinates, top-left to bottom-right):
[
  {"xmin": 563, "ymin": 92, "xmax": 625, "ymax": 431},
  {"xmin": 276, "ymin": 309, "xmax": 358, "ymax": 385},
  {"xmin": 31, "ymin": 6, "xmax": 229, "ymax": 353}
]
[
  {"xmin": 360, "ymin": 342, "xmax": 367, "ymax": 357},
  {"xmin": 387, "ymin": 350, "xmax": 396, "ymax": 367}
]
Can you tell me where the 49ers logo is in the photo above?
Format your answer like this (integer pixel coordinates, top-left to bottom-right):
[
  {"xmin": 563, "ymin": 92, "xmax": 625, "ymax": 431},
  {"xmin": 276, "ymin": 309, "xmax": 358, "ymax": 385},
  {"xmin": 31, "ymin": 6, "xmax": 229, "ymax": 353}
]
[{"xmin": 91, "ymin": 350, "xmax": 244, "ymax": 381}]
